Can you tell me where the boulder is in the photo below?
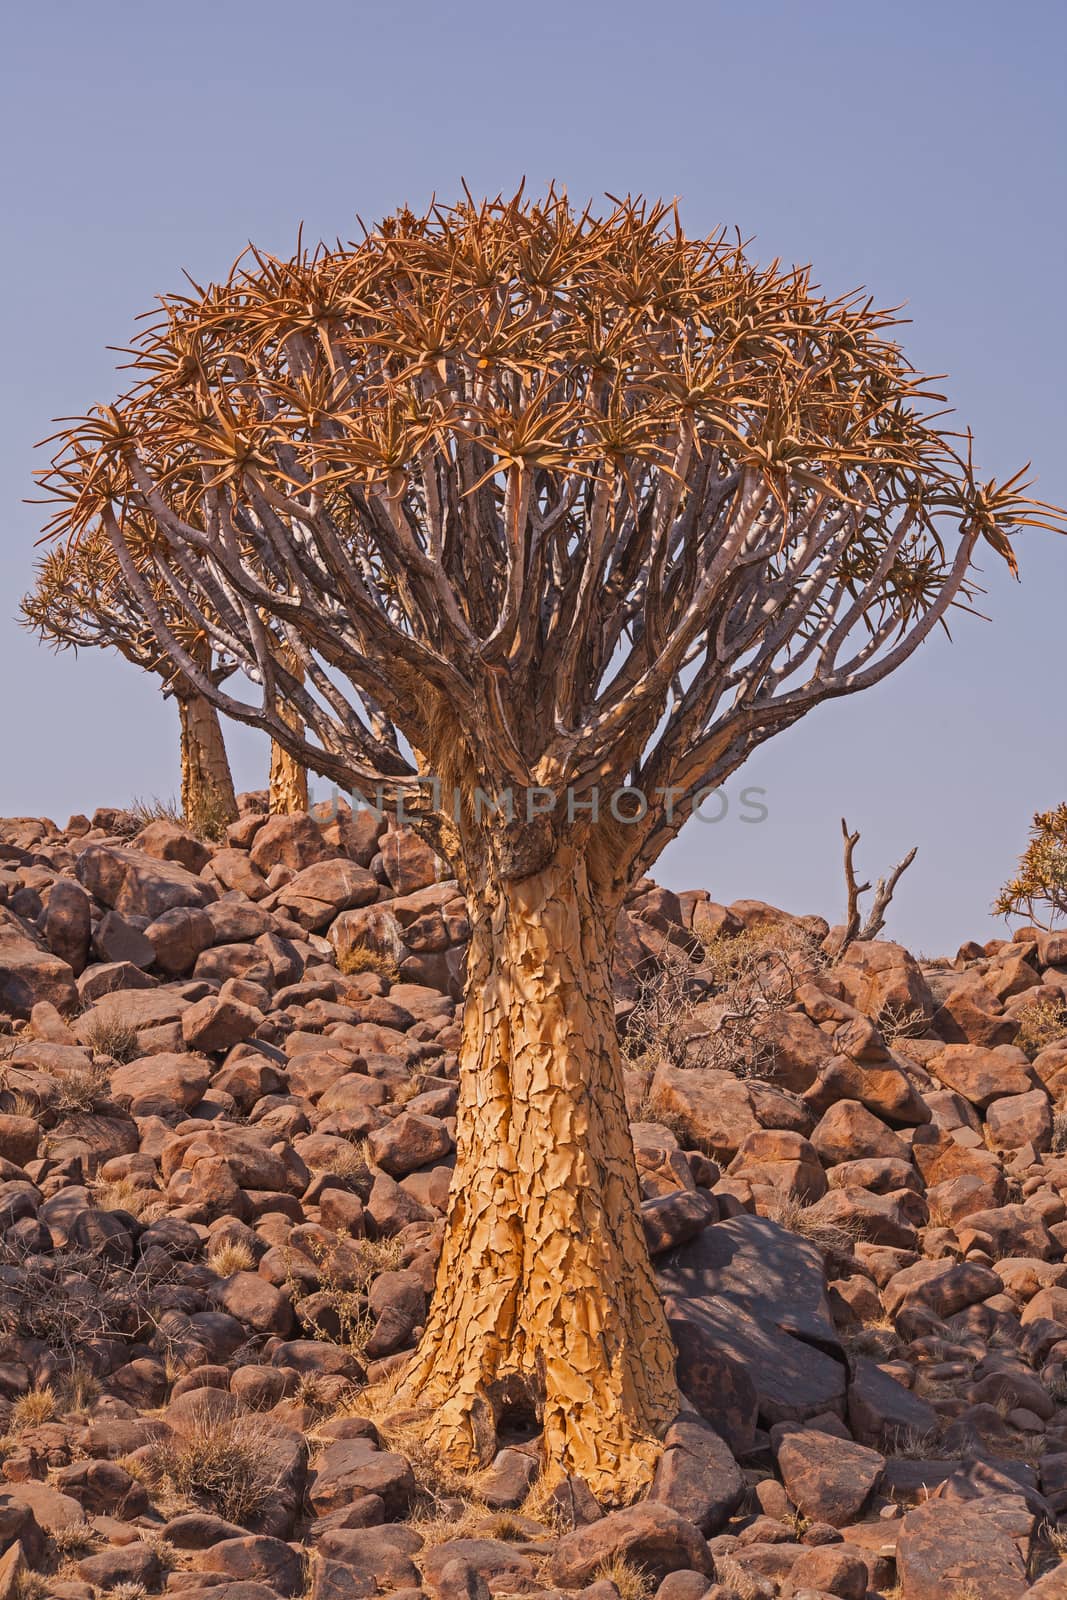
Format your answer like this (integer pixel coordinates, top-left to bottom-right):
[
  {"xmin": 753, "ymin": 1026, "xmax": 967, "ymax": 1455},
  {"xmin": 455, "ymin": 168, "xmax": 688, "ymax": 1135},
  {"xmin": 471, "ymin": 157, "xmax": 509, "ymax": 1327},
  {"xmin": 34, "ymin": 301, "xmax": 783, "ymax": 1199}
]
[
  {"xmin": 927, "ymin": 1043, "xmax": 1036, "ymax": 1107},
  {"xmin": 658, "ymin": 1215, "xmax": 846, "ymax": 1424},
  {"xmin": 650, "ymin": 1065, "xmax": 811, "ymax": 1162},
  {"xmin": 810, "ymin": 1100, "xmax": 908, "ymax": 1165},
  {"xmin": 0, "ymin": 935, "xmax": 77, "ymax": 1018},
  {"xmin": 773, "ymin": 1426, "xmax": 884, "ymax": 1527},
  {"xmin": 649, "ymin": 1414, "xmax": 745, "ymax": 1535},
  {"xmin": 75, "ymin": 843, "xmax": 215, "ymax": 919},
  {"xmin": 553, "ymin": 1504, "xmax": 715, "ymax": 1585},
  {"xmin": 895, "ymin": 1492, "xmax": 1032, "ymax": 1600}
]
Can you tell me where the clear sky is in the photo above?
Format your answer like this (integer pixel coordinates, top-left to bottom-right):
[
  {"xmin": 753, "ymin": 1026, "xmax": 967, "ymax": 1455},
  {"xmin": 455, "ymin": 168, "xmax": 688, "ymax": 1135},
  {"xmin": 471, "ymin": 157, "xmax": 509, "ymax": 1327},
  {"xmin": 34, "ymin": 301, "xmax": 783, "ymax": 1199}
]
[{"xmin": 2, "ymin": 0, "xmax": 1064, "ymax": 954}]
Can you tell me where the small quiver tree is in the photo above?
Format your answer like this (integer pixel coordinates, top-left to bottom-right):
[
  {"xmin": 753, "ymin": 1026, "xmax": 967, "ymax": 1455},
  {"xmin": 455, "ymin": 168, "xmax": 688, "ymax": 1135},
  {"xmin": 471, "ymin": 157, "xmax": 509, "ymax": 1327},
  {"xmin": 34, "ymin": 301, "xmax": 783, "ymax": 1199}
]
[
  {"xmin": 21, "ymin": 530, "xmax": 239, "ymax": 836},
  {"xmin": 995, "ymin": 803, "xmax": 1067, "ymax": 931},
  {"xmin": 35, "ymin": 191, "xmax": 1064, "ymax": 1499}
]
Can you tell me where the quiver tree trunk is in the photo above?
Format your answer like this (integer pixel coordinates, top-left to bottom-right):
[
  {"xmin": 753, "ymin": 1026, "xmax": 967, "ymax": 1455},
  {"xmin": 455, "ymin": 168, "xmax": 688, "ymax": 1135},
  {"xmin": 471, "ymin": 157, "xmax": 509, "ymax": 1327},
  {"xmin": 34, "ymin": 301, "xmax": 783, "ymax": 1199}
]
[
  {"xmin": 176, "ymin": 687, "xmax": 238, "ymax": 836},
  {"xmin": 269, "ymin": 738, "xmax": 309, "ymax": 814},
  {"xmin": 268, "ymin": 643, "xmax": 309, "ymax": 813},
  {"xmin": 397, "ymin": 843, "xmax": 679, "ymax": 1502}
]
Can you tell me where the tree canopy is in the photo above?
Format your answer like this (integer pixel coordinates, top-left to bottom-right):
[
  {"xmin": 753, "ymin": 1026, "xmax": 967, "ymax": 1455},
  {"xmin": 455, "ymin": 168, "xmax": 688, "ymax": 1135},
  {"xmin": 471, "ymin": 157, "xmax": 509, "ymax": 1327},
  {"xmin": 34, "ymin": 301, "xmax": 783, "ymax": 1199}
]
[{"xmin": 37, "ymin": 189, "xmax": 1062, "ymax": 882}]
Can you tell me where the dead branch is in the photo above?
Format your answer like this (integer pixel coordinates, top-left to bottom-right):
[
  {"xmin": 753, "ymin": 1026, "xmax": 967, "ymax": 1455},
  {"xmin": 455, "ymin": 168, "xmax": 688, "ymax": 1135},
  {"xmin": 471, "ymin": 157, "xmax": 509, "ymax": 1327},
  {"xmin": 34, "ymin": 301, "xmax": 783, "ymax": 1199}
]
[{"xmin": 835, "ymin": 818, "xmax": 917, "ymax": 958}]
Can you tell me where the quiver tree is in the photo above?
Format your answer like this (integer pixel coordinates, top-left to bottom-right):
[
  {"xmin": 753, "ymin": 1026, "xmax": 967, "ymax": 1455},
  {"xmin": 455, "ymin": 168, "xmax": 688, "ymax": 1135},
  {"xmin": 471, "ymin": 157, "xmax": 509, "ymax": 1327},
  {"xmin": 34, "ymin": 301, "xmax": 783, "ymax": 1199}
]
[
  {"xmin": 21, "ymin": 531, "xmax": 239, "ymax": 835},
  {"xmin": 36, "ymin": 190, "xmax": 1064, "ymax": 1499},
  {"xmin": 995, "ymin": 803, "xmax": 1067, "ymax": 931},
  {"xmin": 267, "ymin": 638, "xmax": 310, "ymax": 814}
]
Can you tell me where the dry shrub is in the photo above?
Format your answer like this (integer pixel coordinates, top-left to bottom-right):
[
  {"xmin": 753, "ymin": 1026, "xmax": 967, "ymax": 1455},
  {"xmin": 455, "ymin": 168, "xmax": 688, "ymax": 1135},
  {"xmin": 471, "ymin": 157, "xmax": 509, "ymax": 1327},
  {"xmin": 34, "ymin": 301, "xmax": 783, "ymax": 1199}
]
[
  {"xmin": 878, "ymin": 1001, "xmax": 931, "ymax": 1045},
  {"xmin": 338, "ymin": 942, "xmax": 399, "ymax": 980},
  {"xmin": 128, "ymin": 793, "xmax": 229, "ymax": 844},
  {"xmin": 0, "ymin": 1235, "xmax": 167, "ymax": 1368},
  {"xmin": 624, "ymin": 924, "xmax": 823, "ymax": 1081},
  {"xmin": 51, "ymin": 1061, "xmax": 112, "ymax": 1112},
  {"xmin": 1014, "ymin": 996, "xmax": 1067, "ymax": 1057},
  {"xmin": 150, "ymin": 1411, "xmax": 283, "ymax": 1524},
  {"xmin": 292, "ymin": 1233, "xmax": 404, "ymax": 1353},
  {"xmin": 79, "ymin": 1015, "xmax": 140, "ymax": 1064},
  {"xmin": 761, "ymin": 1191, "xmax": 862, "ymax": 1257}
]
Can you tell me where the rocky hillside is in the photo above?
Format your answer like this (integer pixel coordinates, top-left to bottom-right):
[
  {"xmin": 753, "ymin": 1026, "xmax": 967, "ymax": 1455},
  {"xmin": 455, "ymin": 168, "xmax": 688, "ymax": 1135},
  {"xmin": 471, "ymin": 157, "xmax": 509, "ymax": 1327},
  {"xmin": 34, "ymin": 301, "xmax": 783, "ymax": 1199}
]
[{"xmin": 1, "ymin": 799, "xmax": 1067, "ymax": 1599}]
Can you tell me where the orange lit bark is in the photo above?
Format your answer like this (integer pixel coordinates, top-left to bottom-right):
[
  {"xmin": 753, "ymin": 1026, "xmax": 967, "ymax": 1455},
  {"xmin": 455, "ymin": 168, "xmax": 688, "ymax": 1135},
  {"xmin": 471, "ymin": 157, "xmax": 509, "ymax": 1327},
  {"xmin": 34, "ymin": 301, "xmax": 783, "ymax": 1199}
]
[
  {"xmin": 177, "ymin": 689, "xmax": 238, "ymax": 835},
  {"xmin": 398, "ymin": 844, "xmax": 678, "ymax": 1502}
]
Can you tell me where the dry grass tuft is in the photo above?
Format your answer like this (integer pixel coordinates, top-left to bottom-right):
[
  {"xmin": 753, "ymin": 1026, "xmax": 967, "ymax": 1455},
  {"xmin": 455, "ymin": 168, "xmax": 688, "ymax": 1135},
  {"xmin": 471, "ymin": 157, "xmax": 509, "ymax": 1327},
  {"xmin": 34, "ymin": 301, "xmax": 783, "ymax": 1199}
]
[
  {"xmin": 207, "ymin": 1239, "xmax": 257, "ymax": 1277},
  {"xmin": 761, "ymin": 1191, "xmax": 863, "ymax": 1256},
  {"xmin": 49, "ymin": 1521, "xmax": 100, "ymax": 1556},
  {"xmin": 592, "ymin": 1557, "xmax": 654, "ymax": 1600},
  {"xmin": 9, "ymin": 1385, "xmax": 57, "ymax": 1432},
  {"xmin": 337, "ymin": 942, "xmax": 400, "ymax": 981},
  {"xmin": 12, "ymin": 1574, "xmax": 50, "ymax": 1600},
  {"xmin": 316, "ymin": 1136, "xmax": 375, "ymax": 1194},
  {"xmin": 79, "ymin": 1015, "xmax": 140, "ymax": 1064},
  {"xmin": 92, "ymin": 1175, "xmax": 166, "ymax": 1223},
  {"xmin": 149, "ymin": 1411, "xmax": 283, "ymax": 1524},
  {"xmin": 839, "ymin": 1315, "xmax": 902, "ymax": 1361}
]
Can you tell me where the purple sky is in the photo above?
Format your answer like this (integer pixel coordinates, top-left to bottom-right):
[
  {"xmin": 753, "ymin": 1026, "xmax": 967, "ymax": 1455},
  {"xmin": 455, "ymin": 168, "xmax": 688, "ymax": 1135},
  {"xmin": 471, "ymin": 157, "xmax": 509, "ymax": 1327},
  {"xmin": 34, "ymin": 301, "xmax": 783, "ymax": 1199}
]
[{"xmin": 2, "ymin": 0, "xmax": 1064, "ymax": 953}]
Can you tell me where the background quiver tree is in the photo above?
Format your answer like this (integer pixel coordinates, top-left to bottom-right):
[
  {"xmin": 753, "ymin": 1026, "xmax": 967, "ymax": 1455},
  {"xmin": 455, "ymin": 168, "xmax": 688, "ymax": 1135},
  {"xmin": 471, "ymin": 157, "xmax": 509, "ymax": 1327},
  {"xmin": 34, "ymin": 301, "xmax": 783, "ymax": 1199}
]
[
  {"xmin": 267, "ymin": 636, "xmax": 310, "ymax": 815},
  {"xmin": 34, "ymin": 189, "xmax": 1065, "ymax": 1501},
  {"xmin": 995, "ymin": 803, "xmax": 1067, "ymax": 931},
  {"xmin": 20, "ymin": 530, "xmax": 239, "ymax": 837}
]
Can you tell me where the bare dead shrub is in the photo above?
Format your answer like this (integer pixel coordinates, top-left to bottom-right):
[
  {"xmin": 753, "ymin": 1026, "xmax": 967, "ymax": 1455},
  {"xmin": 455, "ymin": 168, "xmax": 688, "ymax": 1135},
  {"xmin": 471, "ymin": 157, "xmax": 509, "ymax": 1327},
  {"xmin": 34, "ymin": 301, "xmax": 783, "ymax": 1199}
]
[{"xmin": 0, "ymin": 1235, "xmax": 169, "ymax": 1369}]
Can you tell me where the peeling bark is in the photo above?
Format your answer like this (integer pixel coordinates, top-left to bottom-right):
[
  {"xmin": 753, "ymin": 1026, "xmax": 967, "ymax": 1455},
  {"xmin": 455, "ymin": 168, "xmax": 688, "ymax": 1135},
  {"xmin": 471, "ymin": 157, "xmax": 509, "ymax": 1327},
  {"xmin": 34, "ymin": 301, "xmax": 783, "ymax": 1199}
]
[
  {"xmin": 177, "ymin": 690, "xmax": 238, "ymax": 835},
  {"xmin": 269, "ymin": 738, "xmax": 309, "ymax": 814},
  {"xmin": 398, "ymin": 844, "xmax": 679, "ymax": 1502},
  {"xmin": 269, "ymin": 644, "xmax": 310, "ymax": 814}
]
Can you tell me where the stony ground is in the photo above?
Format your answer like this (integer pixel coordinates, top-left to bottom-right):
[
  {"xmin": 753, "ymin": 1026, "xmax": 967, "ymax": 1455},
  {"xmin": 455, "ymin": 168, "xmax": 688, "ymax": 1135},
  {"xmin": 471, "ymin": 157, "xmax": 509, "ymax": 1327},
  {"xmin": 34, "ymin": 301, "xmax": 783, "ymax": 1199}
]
[{"xmin": 1, "ymin": 801, "xmax": 1067, "ymax": 1600}]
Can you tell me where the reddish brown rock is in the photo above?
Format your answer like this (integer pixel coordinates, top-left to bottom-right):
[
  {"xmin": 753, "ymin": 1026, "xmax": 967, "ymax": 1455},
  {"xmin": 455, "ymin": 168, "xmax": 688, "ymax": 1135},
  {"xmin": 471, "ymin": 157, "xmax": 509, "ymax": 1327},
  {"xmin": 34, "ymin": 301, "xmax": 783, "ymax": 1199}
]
[
  {"xmin": 309, "ymin": 1438, "xmax": 416, "ymax": 1518},
  {"xmin": 368, "ymin": 1112, "xmax": 453, "ymax": 1177},
  {"xmin": 553, "ymin": 1503, "xmax": 715, "ymax": 1584},
  {"xmin": 250, "ymin": 813, "xmax": 337, "ymax": 874},
  {"xmin": 0, "ymin": 934, "xmax": 77, "ymax": 1018},
  {"xmin": 833, "ymin": 940, "xmax": 936, "ymax": 1024},
  {"xmin": 380, "ymin": 828, "xmax": 440, "ymax": 894},
  {"xmin": 773, "ymin": 1427, "xmax": 883, "ymax": 1527},
  {"xmin": 38, "ymin": 878, "xmax": 93, "ymax": 976},
  {"xmin": 110, "ymin": 1052, "xmax": 212, "ymax": 1116},
  {"xmin": 985, "ymin": 1088, "xmax": 1053, "ymax": 1151},
  {"xmin": 810, "ymin": 1099, "xmax": 908, "ymax": 1164},
  {"xmin": 895, "ymin": 1492, "xmax": 1032, "ymax": 1599},
  {"xmin": 927, "ymin": 1043, "xmax": 1036, "ymax": 1107},
  {"xmin": 883, "ymin": 1257, "xmax": 1001, "ymax": 1319},
  {"xmin": 182, "ymin": 994, "xmax": 264, "ymax": 1053},
  {"xmin": 75, "ymin": 843, "xmax": 215, "ymax": 919},
  {"xmin": 728, "ymin": 1129, "xmax": 827, "ymax": 1202},
  {"xmin": 143, "ymin": 905, "xmax": 216, "ymax": 976}
]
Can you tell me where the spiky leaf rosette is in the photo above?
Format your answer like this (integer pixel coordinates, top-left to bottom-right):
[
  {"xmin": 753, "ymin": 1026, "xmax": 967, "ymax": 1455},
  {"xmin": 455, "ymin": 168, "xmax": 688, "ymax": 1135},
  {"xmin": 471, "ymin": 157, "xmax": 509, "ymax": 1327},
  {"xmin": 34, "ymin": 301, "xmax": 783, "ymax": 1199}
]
[{"xmin": 36, "ymin": 189, "xmax": 1063, "ymax": 877}]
